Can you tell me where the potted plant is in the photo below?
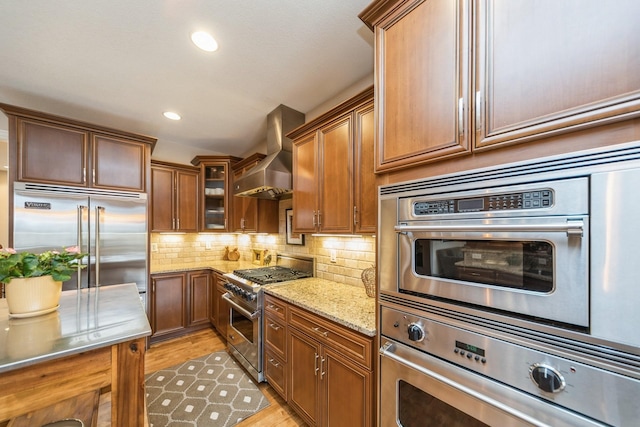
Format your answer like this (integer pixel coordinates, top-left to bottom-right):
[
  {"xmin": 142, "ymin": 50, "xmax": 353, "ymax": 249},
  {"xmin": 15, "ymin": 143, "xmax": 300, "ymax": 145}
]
[{"xmin": 0, "ymin": 246, "xmax": 86, "ymax": 317}]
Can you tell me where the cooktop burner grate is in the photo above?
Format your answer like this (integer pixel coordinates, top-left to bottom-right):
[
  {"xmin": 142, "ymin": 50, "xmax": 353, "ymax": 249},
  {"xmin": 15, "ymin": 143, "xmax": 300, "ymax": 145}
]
[{"xmin": 232, "ymin": 265, "xmax": 313, "ymax": 285}]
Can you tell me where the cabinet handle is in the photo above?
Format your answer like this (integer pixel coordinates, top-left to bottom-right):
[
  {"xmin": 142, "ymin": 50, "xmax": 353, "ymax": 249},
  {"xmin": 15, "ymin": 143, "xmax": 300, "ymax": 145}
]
[
  {"xmin": 320, "ymin": 357, "xmax": 326, "ymax": 379},
  {"xmin": 172, "ymin": 218, "xmax": 176, "ymax": 230},
  {"xmin": 317, "ymin": 210, "xmax": 322, "ymax": 227},
  {"xmin": 314, "ymin": 353, "xmax": 319, "ymax": 376},
  {"xmin": 353, "ymin": 206, "xmax": 358, "ymax": 226},
  {"xmin": 268, "ymin": 304, "xmax": 281, "ymax": 312},
  {"xmin": 268, "ymin": 358, "xmax": 280, "ymax": 368},
  {"xmin": 312, "ymin": 210, "xmax": 317, "ymax": 227},
  {"xmin": 475, "ymin": 91, "xmax": 482, "ymax": 131},
  {"xmin": 313, "ymin": 327, "xmax": 328, "ymax": 337},
  {"xmin": 458, "ymin": 97, "xmax": 464, "ymax": 136},
  {"xmin": 83, "ymin": 167, "xmax": 87, "ymax": 184},
  {"xmin": 269, "ymin": 323, "xmax": 281, "ymax": 331},
  {"xmin": 176, "ymin": 218, "xmax": 180, "ymax": 229}
]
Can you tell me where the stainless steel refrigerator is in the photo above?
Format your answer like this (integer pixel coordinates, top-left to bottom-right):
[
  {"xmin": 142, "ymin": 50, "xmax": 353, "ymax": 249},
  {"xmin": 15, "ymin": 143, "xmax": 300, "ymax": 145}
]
[{"xmin": 12, "ymin": 182, "xmax": 148, "ymax": 306}]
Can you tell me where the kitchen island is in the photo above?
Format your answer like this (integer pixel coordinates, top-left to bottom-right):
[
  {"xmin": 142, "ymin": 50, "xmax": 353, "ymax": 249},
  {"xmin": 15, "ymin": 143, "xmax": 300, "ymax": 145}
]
[{"xmin": 0, "ymin": 283, "xmax": 151, "ymax": 427}]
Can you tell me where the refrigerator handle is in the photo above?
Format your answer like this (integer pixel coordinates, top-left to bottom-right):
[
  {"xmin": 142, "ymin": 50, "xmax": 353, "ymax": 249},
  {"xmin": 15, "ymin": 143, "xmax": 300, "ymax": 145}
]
[
  {"xmin": 95, "ymin": 206, "xmax": 105, "ymax": 287},
  {"xmin": 77, "ymin": 205, "xmax": 88, "ymax": 291}
]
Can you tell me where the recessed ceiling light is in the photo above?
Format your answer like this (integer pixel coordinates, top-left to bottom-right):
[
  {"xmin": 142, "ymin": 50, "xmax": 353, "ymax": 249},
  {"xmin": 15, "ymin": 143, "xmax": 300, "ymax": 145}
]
[
  {"xmin": 163, "ymin": 111, "xmax": 181, "ymax": 121},
  {"xmin": 191, "ymin": 31, "xmax": 218, "ymax": 52}
]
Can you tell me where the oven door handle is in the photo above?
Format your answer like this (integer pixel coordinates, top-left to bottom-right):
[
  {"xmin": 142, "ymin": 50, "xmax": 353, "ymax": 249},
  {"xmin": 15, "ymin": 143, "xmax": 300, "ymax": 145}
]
[
  {"xmin": 395, "ymin": 220, "xmax": 584, "ymax": 237},
  {"xmin": 380, "ymin": 341, "xmax": 553, "ymax": 427},
  {"xmin": 222, "ymin": 293, "xmax": 260, "ymax": 320}
]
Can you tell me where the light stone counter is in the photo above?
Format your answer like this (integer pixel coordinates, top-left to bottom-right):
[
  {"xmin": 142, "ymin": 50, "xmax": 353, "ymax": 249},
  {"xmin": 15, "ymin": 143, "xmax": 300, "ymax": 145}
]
[
  {"xmin": 264, "ymin": 278, "xmax": 376, "ymax": 337},
  {"xmin": 150, "ymin": 260, "xmax": 257, "ymax": 274}
]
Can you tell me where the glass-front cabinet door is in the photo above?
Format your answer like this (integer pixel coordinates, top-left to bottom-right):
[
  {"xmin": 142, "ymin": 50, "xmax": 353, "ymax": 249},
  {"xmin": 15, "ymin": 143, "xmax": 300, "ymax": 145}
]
[
  {"xmin": 204, "ymin": 164, "xmax": 227, "ymax": 230},
  {"xmin": 191, "ymin": 156, "xmax": 241, "ymax": 232}
]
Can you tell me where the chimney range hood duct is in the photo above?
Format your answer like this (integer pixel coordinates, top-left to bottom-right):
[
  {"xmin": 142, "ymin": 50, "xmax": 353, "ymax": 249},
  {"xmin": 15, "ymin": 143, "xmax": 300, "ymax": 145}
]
[{"xmin": 234, "ymin": 104, "xmax": 305, "ymax": 199}]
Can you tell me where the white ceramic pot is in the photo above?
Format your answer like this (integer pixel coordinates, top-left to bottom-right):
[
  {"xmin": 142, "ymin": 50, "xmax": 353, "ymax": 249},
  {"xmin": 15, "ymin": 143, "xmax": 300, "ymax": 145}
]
[{"xmin": 5, "ymin": 275, "xmax": 63, "ymax": 317}]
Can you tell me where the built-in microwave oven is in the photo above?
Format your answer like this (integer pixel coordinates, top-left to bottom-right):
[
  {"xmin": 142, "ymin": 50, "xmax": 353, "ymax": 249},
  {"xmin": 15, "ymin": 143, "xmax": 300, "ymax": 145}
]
[
  {"xmin": 378, "ymin": 141, "xmax": 640, "ymax": 349},
  {"xmin": 394, "ymin": 177, "xmax": 589, "ymax": 327}
]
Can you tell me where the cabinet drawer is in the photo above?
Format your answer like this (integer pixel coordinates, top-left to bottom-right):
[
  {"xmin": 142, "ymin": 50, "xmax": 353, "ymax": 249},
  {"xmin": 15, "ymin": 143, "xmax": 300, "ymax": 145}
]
[
  {"xmin": 264, "ymin": 348, "xmax": 287, "ymax": 401},
  {"xmin": 288, "ymin": 305, "xmax": 373, "ymax": 370},
  {"xmin": 264, "ymin": 294, "xmax": 287, "ymax": 320},
  {"xmin": 264, "ymin": 315, "xmax": 287, "ymax": 360}
]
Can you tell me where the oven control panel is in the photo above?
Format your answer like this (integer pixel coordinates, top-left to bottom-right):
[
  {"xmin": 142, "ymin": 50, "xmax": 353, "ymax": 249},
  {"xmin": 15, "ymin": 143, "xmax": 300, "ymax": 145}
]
[
  {"xmin": 413, "ymin": 189, "xmax": 553, "ymax": 215},
  {"xmin": 379, "ymin": 304, "xmax": 640, "ymax": 424}
]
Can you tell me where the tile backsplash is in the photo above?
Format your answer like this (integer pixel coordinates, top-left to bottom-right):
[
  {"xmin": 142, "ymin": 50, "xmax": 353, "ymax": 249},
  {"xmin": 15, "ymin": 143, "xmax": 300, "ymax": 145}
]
[{"xmin": 150, "ymin": 199, "xmax": 376, "ymax": 288}]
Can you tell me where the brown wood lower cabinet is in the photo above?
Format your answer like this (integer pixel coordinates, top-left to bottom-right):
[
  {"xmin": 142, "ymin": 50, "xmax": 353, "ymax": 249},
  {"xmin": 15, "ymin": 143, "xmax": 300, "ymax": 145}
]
[
  {"xmin": 150, "ymin": 269, "xmax": 212, "ymax": 343},
  {"xmin": 212, "ymin": 272, "xmax": 229, "ymax": 338},
  {"xmin": 264, "ymin": 294, "xmax": 373, "ymax": 427}
]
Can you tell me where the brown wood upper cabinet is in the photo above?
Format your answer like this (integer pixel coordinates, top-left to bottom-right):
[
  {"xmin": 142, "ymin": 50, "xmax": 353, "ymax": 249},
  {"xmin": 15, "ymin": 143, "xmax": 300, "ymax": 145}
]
[
  {"xmin": 360, "ymin": 0, "xmax": 640, "ymax": 172},
  {"xmin": 191, "ymin": 155, "xmax": 241, "ymax": 232},
  {"xmin": 289, "ymin": 87, "xmax": 376, "ymax": 235},
  {"xmin": 232, "ymin": 154, "xmax": 279, "ymax": 233},
  {"xmin": 151, "ymin": 160, "xmax": 200, "ymax": 232},
  {"xmin": 0, "ymin": 103, "xmax": 154, "ymax": 191}
]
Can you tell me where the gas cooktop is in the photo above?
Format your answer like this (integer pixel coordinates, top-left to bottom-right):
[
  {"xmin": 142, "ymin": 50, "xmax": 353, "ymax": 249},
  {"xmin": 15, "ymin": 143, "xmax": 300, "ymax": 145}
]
[{"xmin": 232, "ymin": 265, "xmax": 312, "ymax": 285}]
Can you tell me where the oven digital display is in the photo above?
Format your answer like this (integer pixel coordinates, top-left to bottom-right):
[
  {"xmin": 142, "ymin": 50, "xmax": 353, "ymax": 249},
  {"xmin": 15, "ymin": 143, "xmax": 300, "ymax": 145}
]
[
  {"xmin": 455, "ymin": 340, "xmax": 485, "ymax": 357},
  {"xmin": 458, "ymin": 198, "xmax": 484, "ymax": 212}
]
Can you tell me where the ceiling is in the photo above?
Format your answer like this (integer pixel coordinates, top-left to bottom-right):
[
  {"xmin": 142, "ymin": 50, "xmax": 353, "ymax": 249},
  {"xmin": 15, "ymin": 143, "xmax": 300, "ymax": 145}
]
[{"xmin": 0, "ymin": 1, "xmax": 374, "ymax": 163}]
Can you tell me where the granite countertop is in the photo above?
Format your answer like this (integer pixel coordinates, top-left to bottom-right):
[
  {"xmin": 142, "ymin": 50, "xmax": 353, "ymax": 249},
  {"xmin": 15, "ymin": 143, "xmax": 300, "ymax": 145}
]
[
  {"xmin": 150, "ymin": 260, "xmax": 257, "ymax": 274},
  {"xmin": 0, "ymin": 283, "xmax": 151, "ymax": 373},
  {"xmin": 264, "ymin": 278, "xmax": 376, "ymax": 337},
  {"xmin": 151, "ymin": 263, "xmax": 377, "ymax": 337}
]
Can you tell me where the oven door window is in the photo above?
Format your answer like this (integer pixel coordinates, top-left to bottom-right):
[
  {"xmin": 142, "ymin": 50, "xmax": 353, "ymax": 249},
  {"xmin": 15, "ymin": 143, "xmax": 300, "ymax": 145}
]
[
  {"xmin": 399, "ymin": 380, "xmax": 489, "ymax": 427},
  {"xmin": 415, "ymin": 239, "xmax": 553, "ymax": 292},
  {"xmin": 230, "ymin": 306, "xmax": 255, "ymax": 343}
]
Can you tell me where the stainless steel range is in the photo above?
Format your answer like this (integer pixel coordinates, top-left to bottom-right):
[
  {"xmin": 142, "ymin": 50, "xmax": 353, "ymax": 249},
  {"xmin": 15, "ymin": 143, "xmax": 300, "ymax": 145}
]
[{"xmin": 222, "ymin": 253, "xmax": 314, "ymax": 382}]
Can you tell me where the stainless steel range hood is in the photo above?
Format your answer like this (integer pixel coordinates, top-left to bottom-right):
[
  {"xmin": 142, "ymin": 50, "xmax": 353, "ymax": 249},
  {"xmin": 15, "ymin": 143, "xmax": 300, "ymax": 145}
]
[{"xmin": 234, "ymin": 104, "xmax": 305, "ymax": 199}]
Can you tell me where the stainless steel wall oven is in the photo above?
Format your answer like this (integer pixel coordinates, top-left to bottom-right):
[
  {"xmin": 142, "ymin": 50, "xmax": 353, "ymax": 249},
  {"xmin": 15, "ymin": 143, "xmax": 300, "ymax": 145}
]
[{"xmin": 378, "ymin": 142, "xmax": 640, "ymax": 426}]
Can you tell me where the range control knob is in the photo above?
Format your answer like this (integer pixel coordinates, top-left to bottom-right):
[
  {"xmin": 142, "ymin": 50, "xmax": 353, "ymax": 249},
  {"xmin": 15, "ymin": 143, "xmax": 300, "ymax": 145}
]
[
  {"xmin": 407, "ymin": 323, "xmax": 425, "ymax": 342},
  {"xmin": 529, "ymin": 363, "xmax": 566, "ymax": 393}
]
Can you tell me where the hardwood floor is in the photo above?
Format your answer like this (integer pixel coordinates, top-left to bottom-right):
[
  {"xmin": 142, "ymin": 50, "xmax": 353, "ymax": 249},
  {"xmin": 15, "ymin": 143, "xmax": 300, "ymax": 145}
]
[{"xmin": 98, "ymin": 327, "xmax": 306, "ymax": 426}]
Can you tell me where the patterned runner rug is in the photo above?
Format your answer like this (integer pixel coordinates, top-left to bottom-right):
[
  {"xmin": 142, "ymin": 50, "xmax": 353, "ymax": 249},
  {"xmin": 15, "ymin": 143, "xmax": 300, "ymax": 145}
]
[{"xmin": 145, "ymin": 351, "xmax": 270, "ymax": 426}]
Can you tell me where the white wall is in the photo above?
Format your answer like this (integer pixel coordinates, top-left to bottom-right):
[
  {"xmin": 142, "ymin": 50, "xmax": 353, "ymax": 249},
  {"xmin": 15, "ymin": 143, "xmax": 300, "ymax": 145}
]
[{"xmin": 305, "ymin": 74, "xmax": 374, "ymax": 121}]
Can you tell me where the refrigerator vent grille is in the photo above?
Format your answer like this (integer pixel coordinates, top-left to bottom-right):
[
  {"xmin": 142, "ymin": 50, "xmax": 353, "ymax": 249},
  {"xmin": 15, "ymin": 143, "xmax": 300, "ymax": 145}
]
[{"xmin": 15, "ymin": 182, "xmax": 146, "ymax": 199}]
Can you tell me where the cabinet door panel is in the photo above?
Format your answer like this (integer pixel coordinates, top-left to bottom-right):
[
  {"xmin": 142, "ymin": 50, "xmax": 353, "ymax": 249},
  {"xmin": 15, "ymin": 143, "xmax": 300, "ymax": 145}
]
[
  {"xmin": 151, "ymin": 274, "xmax": 186, "ymax": 337},
  {"xmin": 264, "ymin": 349, "xmax": 287, "ymax": 401},
  {"xmin": 288, "ymin": 329, "xmax": 320, "ymax": 426},
  {"xmin": 292, "ymin": 134, "xmax": 318, "ymax": 233},
  {"xmin": 265, "ymin": 316, "xmax": 287, "ymax": 360},
  {"xmin": 92, "ymin": 134, "xmax": 146, "ymax": 191},
  {"xmin": 477, "ymin": 0, "xmax": 640, "ymax": 148},
  {"xmin": 377, "ymin": 0, "xmax": 469, "ymax": 171},
  {"xmin": 318, "ymin": 117, "xmax": 353, "ymax": 233},
  {"xmin": 214, "ymin": 282, "xmax": 229, "ymax": 337},
  {"xmin": 354, "ymin": 102, "xmax": 377, "ymax": 234},
  {"xmin": 18, "ymin": 119, "xmax": 88, "ymax": 185},
  {"xmin": 176, "ymin": 170, "xmax": 199, "ymax": 232},
  {"xmin": 150, "ymin": 167, "xmax": 174, "ymax": 232},
  {"xmin": 188, "ymin": 271, "xmax": 210, "ymax": 327},
  {"xmin": 323, "ymin": 347, "xmax": 372, "ymax": 427}
]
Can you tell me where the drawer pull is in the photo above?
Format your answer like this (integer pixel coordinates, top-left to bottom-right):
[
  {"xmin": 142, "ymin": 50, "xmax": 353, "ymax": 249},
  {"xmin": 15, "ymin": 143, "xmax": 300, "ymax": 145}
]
[
  {"xmin": 268, "ymin": 358, "xmax": 280, "ymax": 368},
  {"xmin": 313, "ymin": 327, "xmax": 328, "ymax": 337},
  {"xmin": 269, "ymin": 323, "xmax": 281, "ymax": 331}
]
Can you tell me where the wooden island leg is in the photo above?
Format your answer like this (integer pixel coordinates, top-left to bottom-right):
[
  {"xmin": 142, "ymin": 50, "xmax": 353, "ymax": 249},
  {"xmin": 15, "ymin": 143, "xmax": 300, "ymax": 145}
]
[{"xmin": 111, "ymin": 337, "xmax": 146, "ymax": 427}]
